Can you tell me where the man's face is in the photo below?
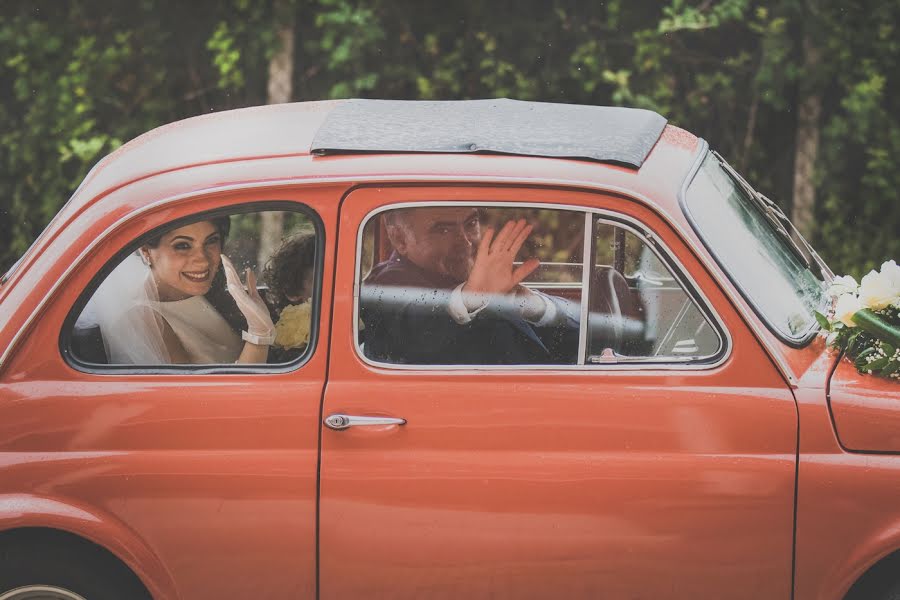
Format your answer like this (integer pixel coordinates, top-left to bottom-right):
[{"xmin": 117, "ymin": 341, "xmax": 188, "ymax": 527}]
[{"xmin": 388, "ymin": 207, "xmax": 481, "ymax": 282}]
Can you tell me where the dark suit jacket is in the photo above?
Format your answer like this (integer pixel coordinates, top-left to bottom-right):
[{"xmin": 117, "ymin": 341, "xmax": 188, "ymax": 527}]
[{"xmin": 360, "ymin": 253, "xmax": 579, "ymax": 365}]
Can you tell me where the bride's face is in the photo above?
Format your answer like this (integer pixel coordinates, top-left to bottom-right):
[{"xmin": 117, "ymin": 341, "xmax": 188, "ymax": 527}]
[{"xmin": 143, "ymin": 221, "xmax": 223, "ymax": 301}]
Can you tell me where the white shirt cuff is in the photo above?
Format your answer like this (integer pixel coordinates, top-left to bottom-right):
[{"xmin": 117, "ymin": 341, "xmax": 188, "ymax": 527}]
[
  {"xmin": 447, "ymin": 283, "xmax": 490, "ymax": 324},
  {"xmin": 530, "ymin": 291, "xmax": 557, "ymax": 326}
]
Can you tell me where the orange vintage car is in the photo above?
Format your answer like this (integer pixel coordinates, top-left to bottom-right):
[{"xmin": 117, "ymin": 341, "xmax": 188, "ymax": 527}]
[{"xmin": 0, "ymin": 99, "xmax": 897, "ymax": 600}]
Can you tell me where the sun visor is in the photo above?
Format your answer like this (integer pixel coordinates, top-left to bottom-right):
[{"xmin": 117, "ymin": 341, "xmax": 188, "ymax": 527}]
[{"xmin": 311, "ymin": 99, "xmax": 667, "ymax": 168}]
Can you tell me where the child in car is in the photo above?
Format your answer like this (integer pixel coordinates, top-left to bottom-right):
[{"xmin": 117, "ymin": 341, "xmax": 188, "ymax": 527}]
[{"xmin": 262, "ymin": 231, "xmax": 316, "ymax": 362}]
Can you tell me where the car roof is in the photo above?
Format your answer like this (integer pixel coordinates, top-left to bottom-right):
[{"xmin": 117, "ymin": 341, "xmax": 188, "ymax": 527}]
[
  {"xmin": 72, "ymin": 100, "xmax": 339, "ymax": 207},
  {"xmin": 68, "ymin": 99, "xmax": 687, "ymax": 213},
  {"xmin": 310, "ymin": 99, "xmax": 667, "ymax": 167}
]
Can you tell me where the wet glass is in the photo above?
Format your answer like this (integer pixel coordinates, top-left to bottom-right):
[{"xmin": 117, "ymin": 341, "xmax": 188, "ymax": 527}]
[
  {"xmin": 69, "ymin": 209, "xmax": 316, "ymax": 366},
  {"xmin": 685, "ymin": 154, "xmax": 827, "ymax": 341},
  {"xmin": 357, "ymin": 205, "xmax": 584, "ymax": 366},
  {"xmin": 588, "ymin": 220, "xmax": 721, "ymax": 361}
]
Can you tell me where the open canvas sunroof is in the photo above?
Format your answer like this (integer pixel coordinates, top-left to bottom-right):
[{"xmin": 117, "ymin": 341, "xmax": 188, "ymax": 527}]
[{"xmin": 311, "ymin": 99, "xmax": 667, "ymax": 168}]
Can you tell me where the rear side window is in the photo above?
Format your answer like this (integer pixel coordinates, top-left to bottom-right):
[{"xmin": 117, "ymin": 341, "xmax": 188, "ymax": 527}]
[
  {"xmin": 66, "ymin": 206, "xmax": 320, "ymax": 369},
  {"xmin": 356, "ymin": 203, "xmax": 725, "ymax": 367}
]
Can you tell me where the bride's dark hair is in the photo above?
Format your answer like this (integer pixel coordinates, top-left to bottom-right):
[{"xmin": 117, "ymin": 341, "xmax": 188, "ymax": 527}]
[
  {"xmin": 203, "ymin": 217, "xmax": 247, "ymax": 335},
  {"xmin": 143, "ymin": 215, "xmax": 232, "ymax": 248}
]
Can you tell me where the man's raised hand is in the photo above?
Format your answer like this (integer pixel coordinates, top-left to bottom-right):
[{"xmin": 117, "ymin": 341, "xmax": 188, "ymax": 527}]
[{"xmin": 463, "ymin": 219, "xmax": 539, "ymax": 296}]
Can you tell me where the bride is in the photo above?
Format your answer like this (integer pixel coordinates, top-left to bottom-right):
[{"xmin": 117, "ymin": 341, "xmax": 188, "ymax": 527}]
[{"xmin": 79, "ymin": 216, "xmax": 275, "ymax": 365}]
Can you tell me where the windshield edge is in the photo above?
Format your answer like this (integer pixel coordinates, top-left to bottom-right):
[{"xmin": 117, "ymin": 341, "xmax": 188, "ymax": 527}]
[{"xmin": 678, "ymin": 143, "xmax": 822, "ymax": 349}]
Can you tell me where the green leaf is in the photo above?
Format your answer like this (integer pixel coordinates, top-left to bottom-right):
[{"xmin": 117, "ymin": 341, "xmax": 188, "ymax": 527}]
[
  {"xmin": 851, "ymin": 348, "xmax": 877, "ymax": 371},
  {"xmin": 880, "ymin": 360, "xmax": 900, "ymax": 378},
  {"xmin": 855, "ymin": 347, "xmax": 877, "ymax": 363},
  {"xmin": 815, "ymin": 311, "xmax": 832, "ymax": 331},
  {"xmin": 847, "ymin": 331, "xmax": 865, "ymax": 353},
  {"xmin": 866, "ymin": 357, "xmax": 890, "ymax": 372}
]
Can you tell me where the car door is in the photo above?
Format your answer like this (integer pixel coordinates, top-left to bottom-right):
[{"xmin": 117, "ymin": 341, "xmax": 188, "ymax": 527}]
[
  {"xmin": 319, "ymin": 185, "xmax": 797, "ymax": 599},
  {"xmin": 0, "ymin": 191, "xmax": 334, "ymax": 599}
]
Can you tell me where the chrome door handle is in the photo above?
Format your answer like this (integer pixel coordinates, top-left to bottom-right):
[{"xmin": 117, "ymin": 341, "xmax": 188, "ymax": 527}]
[{"xmin": 324, "ymin": 414, "xmax": 407, "ymax": 431}]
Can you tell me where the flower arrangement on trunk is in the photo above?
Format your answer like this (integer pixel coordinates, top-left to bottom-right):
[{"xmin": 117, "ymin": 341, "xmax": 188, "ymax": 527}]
[{"xmin": 816, "ymin": 260, "xmax": 900, "ymax": 380}]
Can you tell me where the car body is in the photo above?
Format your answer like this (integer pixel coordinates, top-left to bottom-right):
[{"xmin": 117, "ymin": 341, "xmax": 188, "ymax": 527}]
[{"xmin": 0, "ymin": 99, "xmax": 897, "ymax": 600}]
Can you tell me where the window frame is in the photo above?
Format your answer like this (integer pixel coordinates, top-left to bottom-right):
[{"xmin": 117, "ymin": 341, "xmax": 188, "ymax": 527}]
[
  {"xmin": 353, "ymin": 200, "xmax": 731, "ymax": 371},
  {"xmin": 60, "ymin": 201, "xmax": 325, "ymax": 375}
]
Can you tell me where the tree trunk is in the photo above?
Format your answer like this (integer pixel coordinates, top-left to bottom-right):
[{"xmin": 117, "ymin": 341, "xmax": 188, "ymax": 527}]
[
  {"xmin": 267, "ymin": 8, "xmax": 295, "ymax": 105},
  {"xmin": 258, "ymin": 1, "xmax": 295, "ymax": 267},
  {"xmin": 791, "ymin": 29, "xmax": 822, "ymax": 239}
]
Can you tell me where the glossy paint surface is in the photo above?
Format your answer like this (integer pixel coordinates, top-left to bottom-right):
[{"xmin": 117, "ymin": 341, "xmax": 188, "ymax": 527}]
[
  {"xmin": 828, "ymin": 357, "xmax": 900, "ymax": 452},
  {"xmin": 2, "ymin": 101, "xmax": 896, "ymax": 599},
  {"xmin": 793, "ymin": 350, "xmax": 900, "ymax": 600},
  {"xmin": 319, "ymin": 185, "xmax": 798, "ymax": 599},
  {"xmin": 0, "ymin": 184, "xmax": 340, "ymax": 599}
]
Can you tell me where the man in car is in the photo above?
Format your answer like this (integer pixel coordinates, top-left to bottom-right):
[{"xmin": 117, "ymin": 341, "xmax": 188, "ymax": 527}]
[{"xmin": 360, "ymin": 207, "xmax": 579, "ymax": 364}]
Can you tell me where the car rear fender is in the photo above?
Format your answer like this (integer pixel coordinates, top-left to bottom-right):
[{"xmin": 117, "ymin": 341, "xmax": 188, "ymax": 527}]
[{"xmin": 0, "ymin": 493, "xmax": 178, "ymax": 600}]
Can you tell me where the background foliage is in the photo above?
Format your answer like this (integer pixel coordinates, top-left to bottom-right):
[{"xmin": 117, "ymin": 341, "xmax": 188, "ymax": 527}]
[{"xmin": 1, "ymin": 0, "xmax": 897, "ymax": 277}]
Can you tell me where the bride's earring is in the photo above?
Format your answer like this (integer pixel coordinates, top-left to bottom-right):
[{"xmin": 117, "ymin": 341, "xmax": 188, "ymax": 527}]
[{"xmin": 140, "ymin": 251, "xmax": 153, "ymax": 267}]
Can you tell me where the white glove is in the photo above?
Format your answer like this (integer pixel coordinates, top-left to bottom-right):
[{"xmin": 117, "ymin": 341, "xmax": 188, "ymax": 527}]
[{"xmin": 221, "ymin": 255, "xmax": 276, "ymax": 345}]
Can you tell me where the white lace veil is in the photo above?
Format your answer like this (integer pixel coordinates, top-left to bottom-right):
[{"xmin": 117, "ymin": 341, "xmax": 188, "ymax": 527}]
[{"xmin": 75, "ymin": 252, "xmax": 171, "ymax": 364}]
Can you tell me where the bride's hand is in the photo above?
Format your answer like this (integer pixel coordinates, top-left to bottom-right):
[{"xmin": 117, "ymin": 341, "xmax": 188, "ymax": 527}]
[{"xmin": 221, "ymin": 255, "xmax": 275, "ymax": 343}]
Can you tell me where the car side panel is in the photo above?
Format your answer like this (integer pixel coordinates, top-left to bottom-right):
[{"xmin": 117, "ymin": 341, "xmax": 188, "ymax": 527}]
[
  {"xmin": 0, "ymin": 185, "xmax": 339, "ymax": 600},
  {"xmin": 320, "ymin": 186, "xmax": 798, "ymax": 599},
  {"xmin": 793, "ymin": 351, "xmax": 900, "ymax": 600}
]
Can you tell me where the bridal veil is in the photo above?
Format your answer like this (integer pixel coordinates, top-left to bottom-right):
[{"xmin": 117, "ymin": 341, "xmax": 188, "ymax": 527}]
[{"xmin": 76, "ymin": 252, "xmax": 171, "ymax": 364}]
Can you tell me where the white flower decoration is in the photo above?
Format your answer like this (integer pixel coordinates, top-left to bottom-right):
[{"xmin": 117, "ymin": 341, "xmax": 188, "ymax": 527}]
[
  {"xmin": 834, "ymin": 293, "xmax": 863, "ymax": 327},
  {"xmin": 859, "ymin": 267, "xmax": 898, "ymax": 310},
  {"xmin": 827, "ymin": 275, "xmax": 858, "ymax": 298},
  {"xmin": 879, "ymin": 260, "xmax": 900, "ymax": 306}
]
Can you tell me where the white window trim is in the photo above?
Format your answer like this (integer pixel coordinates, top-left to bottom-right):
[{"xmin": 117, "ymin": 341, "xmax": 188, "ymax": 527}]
[{"xmin": 353, "ymin": 200, "xmax": 732, "ymax": 372}]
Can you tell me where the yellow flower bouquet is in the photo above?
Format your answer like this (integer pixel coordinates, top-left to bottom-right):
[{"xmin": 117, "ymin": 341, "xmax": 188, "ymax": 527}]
[{"xmin": 274, "ymin": 302, "xmax": 312, "ymax": 349}]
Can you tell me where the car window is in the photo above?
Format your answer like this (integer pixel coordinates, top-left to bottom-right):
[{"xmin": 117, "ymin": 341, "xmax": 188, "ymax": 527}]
[
  {"xmin": 356, "ymin": 203, "xmax": 725, "ymax": 368},
  {"xmin": 357, "ymin": 205, "xmax": 585, "ymax": 366},
  {"xmin": 589, "ymin": 219, "xmax": 722, "ymax": 362},
  {"xmin": 67, "ymin": 207, "xmax": 319, "ymax": 368}
]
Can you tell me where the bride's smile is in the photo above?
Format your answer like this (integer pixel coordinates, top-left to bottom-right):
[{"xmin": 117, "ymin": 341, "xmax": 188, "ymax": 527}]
[{"xmin": 182, "ymin": 269, "xmax": 211, "ymax": 283}]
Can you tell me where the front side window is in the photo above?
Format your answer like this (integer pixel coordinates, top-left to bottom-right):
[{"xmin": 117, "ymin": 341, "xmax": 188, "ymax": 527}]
[
  {"xmin": 68, "ymin": 207, "xmax": 319, "ymax": 368},
  {"xmin": 685, "ymin": 153, "xmax": 827, "ymax": 342},
  {"xmin": 356, "ymin": 203, "xmax": 724, "ymax": 367}
]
